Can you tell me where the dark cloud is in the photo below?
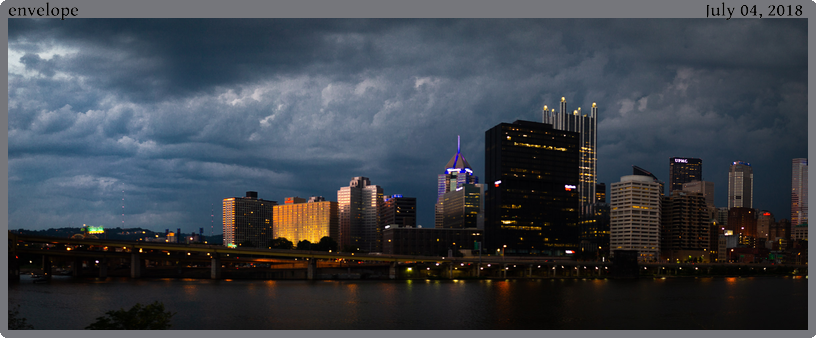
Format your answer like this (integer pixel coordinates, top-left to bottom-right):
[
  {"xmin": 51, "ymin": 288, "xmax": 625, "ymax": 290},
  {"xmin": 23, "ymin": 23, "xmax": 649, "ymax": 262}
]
[{"xmin": 8, "ymin": 19, "xmax": 807, "ymax": 231}]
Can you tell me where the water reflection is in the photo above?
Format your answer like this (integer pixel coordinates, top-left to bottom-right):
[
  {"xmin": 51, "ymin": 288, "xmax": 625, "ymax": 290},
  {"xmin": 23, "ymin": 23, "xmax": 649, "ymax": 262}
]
[{"xmin": 8, "ymin": 276, "xmax": 807, "ymax": 330}]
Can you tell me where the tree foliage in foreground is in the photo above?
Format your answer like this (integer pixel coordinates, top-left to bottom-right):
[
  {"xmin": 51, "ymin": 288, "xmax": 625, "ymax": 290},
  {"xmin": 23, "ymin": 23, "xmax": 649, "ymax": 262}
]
[
  {"xmin": 85, "ymin": 301, "xmax": 175, "ymax": 330},
  {"xmin": 269, "ymin": 237, "xmax": 294, "ymax": 250}
]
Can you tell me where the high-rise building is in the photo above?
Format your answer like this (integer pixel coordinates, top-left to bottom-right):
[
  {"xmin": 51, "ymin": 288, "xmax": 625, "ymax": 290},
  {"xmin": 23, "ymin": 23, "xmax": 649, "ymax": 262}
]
[
  {"xmin": 715, "ymin": 207, "xmax": 729, "ymax": 229},
  {"xmin": 610, "ymin": 175, "xmax": 662, "ymax": 262},
  {"xmin": 791, "ymin": 158, "xmax": 808, "ymax": 226},
  {"xmin": 438, "ymin": 184, "xmax": 484, "ymax": 229},
  {"xmin": 595, "ymin": 183, "xmax": 606, "ymax": 204},
  {"xmin": 382, "ymin": 195, "xmax": 417, "ymax": 228},
  {"xmin": 485, "ymin": 120, "xmax": 580, "ymax": 255},
  {"xmin": 436, "ymin": 136, "xmax": 479, "ymax": 227},
  {"xmin": 222, "ymin": 191, "xmax": 277, "ymax": 248},
  {"xmin": 273, "ymin": 198, "xmax": 338, "ymax": 245},
  {"xmin": 581, "ymin": 202, "xmax": 610, "ymax": 256},
  {"xmin": 337, "ymin": 177, "xmax": 384, "ymax": 252},
  {"xmin": 660, "ymin": 191, "xmax": 710, "ymax": 263},
  {"xmin": 681, "ymin": 181, "xmax": 715, "ymax": 207},
  {"xmin": 542, "ymin": 97, "xmax": 598, "ymax": 215},
  {"xmin": 669, "ymin": 157, "xmax": 702, "ymax": 193},
  {"xmin": 633, "ymin": 165, "xmax": 665, "ymax": 196},
  {"xmin": 728, "ymin": 161, "xmax": 753, "ymax": 208},
  {"xmin": 727, "ymin": 207, "xmax": 757, "ymax": 247},
  {"xmin": 757, "ymin": 211, "xmax": 775, "ymax": 241}
]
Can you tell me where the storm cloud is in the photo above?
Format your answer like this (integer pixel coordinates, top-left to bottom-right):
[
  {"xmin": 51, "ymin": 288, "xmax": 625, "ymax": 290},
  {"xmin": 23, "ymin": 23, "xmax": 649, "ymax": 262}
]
[{"xmin": 8, "ymin": 19, "xmax": 807, "ymax": 232}]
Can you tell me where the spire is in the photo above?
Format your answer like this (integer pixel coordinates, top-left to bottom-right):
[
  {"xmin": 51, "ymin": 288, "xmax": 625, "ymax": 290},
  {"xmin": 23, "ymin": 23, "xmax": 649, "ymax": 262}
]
[{"xmin": 445, "ymin": 136, "xmax": 472, "ymax": 173}]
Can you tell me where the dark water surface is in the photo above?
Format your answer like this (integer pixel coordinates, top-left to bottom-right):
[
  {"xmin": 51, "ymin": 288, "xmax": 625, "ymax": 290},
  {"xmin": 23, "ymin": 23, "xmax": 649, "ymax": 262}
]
[{"xmin": 8, "ymin": 275, "xmax": 807, "ymax": 330}]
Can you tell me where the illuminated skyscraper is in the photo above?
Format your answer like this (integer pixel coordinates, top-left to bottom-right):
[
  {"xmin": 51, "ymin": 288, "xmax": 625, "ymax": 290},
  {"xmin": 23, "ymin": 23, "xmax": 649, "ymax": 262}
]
[
  {"xmin": 338, "ymin": 177, "xmax": 384, "ymax": 252},
  {"xmin": 273, "ymin": 197, "xmax": 338, "ymax": 245},
  {"xmin": 436, "ymin": 136, "xmax": 478, "ymax": 227},
  {"xmin": 383, "ymin": 195, "xmax": 417, "ymax": 228},
  {"xmin": 485, "ymin": 120, "xmax": 580, "ymax": 255},
  {"xmin": 222, "ymin": 191, "xmax": 277, "ymax": 248},
  {"xmin": 610, "ymin": 175, "xmax": 661, "ymax": 262},
  {"xmin": 728, "ymin": 161, "xmax": 753, "ymax": 208},
  {"xmin": 669, "ymin": 157, "xmax": 702, "ymax": 193},
  {"xmin": 791, "ymin": 158, "xmax": 808, "ymax": 226},
  {"xmin": 439, "ymin": 184, "xmax": 484, "ymax": 229},
  {"xmin": 632, "ymin": 165, "xmax": 665, "ymax": 196},
  {"xmin": 542, "ymin": 97, "xmax": 598, "ymax": 215},
  {"xmin": 661, "ymin": 191, "xmax": 710, "ymax": 262}
]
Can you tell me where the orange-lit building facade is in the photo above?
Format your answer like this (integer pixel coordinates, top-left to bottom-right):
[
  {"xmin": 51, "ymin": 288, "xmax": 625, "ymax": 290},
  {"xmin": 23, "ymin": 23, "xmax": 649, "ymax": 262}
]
[{"xmin": 273, "ymin": 199, "xmax": 339, "ymax": 244}]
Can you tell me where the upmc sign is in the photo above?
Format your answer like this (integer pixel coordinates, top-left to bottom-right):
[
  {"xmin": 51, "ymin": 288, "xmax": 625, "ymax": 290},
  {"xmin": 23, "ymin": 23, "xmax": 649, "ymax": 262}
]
[{"xmin": 674, "ymin": 158, "xmax": 688, "ymax": 163}]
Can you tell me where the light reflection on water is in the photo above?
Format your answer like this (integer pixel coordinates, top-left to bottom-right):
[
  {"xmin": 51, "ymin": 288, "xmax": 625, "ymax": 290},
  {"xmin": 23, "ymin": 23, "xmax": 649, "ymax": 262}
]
[{"xmin": 8, "ymin": 275, "xmax": 807, "ymax": 330}]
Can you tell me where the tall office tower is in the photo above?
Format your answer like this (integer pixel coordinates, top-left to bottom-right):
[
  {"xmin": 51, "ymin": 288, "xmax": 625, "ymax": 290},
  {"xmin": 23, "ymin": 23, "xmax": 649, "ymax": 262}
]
[
  {"xmin": 581, "ymin": 202, "xmax": 610, "ymax": 255},
  {"xmin": 669, "ymin": 157, "xmax": 702, "ymax": 193},
  {"xmin": 596, "ymin": 183, "xmax": 607, "ymax": 203},
  {"xmin": 791, "ymin": 158, "xmax": 808, "ymax": 226},
  {"xmin": 757, "ymin": 211, "xmax": 775, "ymax": 241},
  {"xmin": 769, "ymin": 218, "xmax": 791, "ymax": 242},
  {"xmin": 660, "ymin": 191, "xmax": 710, "ymax": 263},
  {"xmin": 681, "ymin": 181, "xmax": 715, "ymax": 207},
  {"xmin": 727, "ymin": 207, "xmax": 757, "ymax": 247},
  {"xmin": 542, "ymin": 98, "xmax": 598, "ymax": 215},
  {"xmin": 338, "ymin": 177, "xmax": 384, "ymax": 252},
  {"xmin": 436, "ymin": 136, "xmax": 479, "ymax": 227},
  {"xmin": 439, "ymin": 184, "xmax": 484, "ymax": 229},
  {"xmin": 633, "ymin": 165, "xmax": 665, "ymax": 196},
  {"xmin": 728, "ymin": 161, "xmax": 753, "ymax": 208},
  {"xmin": 715, "ymin": 207, "xmax": 729, "ymax": 229},
  {"xmin": 485, "ymin": 120, "xmax": 580, "ymax": 255},
  {"xmin": 610, "ymin": 175, "xmax": 662, "ymax": 262},
  {"xmin": 273, "ymin": 198, "xmax": 338, "ymax": 245},
  {"xmin": 382, "ymin": 195, "xmax": 417, "ymax": 228},
  {"xmin": 222, "ymin": 191, "xmax": 277, "ymax": 248},
  {"xmin": 682, "ymin": 180, "xmax": 716, "ymax": 220},
  {"xmin": 582, "ymin": 182, "xmax": 610, "ymax": 254}
]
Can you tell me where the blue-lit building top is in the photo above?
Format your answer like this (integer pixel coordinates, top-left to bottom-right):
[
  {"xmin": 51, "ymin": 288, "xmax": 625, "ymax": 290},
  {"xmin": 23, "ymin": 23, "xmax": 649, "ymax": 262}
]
[{"xmin": 437, "ymin": 136, "xmax": 478, "ymax": 203}]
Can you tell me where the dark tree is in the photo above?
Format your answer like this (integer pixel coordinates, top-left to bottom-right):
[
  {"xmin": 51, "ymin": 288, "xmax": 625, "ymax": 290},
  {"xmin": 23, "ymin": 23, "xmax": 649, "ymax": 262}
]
[
  {"xmin": 8, "ymin": 305, "xmax": 33, "ymax": 330},
  {"xmin": 316, "ymin": 236, "xmax": 338, "ymax": 252},
  {"xmin": 269, "ymin": 237, "xmax": 294, "ymax": 250},
  {"xmin": 85, "ymin": 301, "xmax": 175, "ymax": 330},
  {"xmin": 296, "ymin": 240, "xmax": 313, "ymax": 250}
]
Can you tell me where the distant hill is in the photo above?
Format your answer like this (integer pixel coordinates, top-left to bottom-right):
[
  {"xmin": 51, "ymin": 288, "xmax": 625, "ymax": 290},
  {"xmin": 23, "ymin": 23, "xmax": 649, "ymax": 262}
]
[{"xmin": 11, "ymin": 227, "xmax": 223, "ymax": 245}]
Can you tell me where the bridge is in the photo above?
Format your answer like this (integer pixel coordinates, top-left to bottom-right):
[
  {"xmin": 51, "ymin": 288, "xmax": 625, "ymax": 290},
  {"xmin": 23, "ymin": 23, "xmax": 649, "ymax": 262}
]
[{"xmin": 8, "ymin": 232, "xmax": 806, "ymax": 281}]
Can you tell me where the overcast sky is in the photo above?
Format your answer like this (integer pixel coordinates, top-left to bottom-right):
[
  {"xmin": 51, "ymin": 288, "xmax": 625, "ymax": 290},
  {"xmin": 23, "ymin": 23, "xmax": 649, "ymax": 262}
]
[{"xmin": 8, "ymin": 19, "xmax": 807, "ymax": 233}]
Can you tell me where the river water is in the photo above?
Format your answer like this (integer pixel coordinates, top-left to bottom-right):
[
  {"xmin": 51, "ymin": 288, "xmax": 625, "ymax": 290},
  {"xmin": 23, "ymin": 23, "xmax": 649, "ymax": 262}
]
[{"xmin": 7, "ymin": 275, "xmax": 807, "ymax": 330}]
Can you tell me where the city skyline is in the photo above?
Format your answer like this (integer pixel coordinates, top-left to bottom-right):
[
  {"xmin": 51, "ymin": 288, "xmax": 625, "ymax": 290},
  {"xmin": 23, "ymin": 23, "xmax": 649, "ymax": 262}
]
[{"xmin": 8, "ymin": 19, "xmax": 807, "ymax": 233}]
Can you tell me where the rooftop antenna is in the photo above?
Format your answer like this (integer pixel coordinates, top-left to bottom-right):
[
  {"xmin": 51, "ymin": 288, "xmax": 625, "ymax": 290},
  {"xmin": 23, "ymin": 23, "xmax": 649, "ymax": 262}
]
[{"xmin": 121, "ymin": 184, "xmax": 125, "ymax": 229}]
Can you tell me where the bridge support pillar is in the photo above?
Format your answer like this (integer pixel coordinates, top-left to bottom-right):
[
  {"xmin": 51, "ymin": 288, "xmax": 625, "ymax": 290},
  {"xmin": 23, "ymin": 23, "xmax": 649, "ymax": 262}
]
[
  {"xmin": 42, "ymin": 255, "xmax": 52, "ymax": 280},
  {"xmin": 131, "ymin": 253, "xmax": 142, "ymax": 278},
  {"xmin": 307, "ymin": 259, "xmax": 316, "ymax": 280},
  {"xmin": 388, "ymin": 261, "xmax": 396, "ymax": 280},
  {"xmin": 528, "ymin": 265, "xmax": 533, "ymax": 278},
  {"xmin": 99, "ymin": 258, "xmax": 108, "ymax": 279},
  {"xmin": 502, "ymin": 264, "xmax": 507, "ymax": 279},
  {"xmin": 576, "ymin": 266, "xmax": 580, "ymax": 277},
  {"xmin": 72, "ymin": 257, "xmax": 82, "ymax": 277},
  {"xmin": 9, "ymin": 253, "xmax": 19, "ymax": 281},
  {"xmin": 210, "ymin": 254, "xmax": 221, "ymax": 279}
]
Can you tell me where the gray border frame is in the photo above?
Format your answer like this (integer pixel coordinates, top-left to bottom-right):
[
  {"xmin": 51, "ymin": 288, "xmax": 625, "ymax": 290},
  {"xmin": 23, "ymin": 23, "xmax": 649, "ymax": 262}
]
[{"xmin": 1, "ymin": 0, "xmax": 813, "ymax": 337}]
